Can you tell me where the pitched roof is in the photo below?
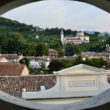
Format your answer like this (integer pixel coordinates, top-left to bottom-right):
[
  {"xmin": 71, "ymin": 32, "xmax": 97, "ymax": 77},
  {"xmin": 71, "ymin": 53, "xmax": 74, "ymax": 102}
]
[
  {"xmin": 26, "ymin": 56, "xmax": 50, "ymax": 61},
  {"xmin": 49, "ymin": 49, "xmax": 57, "ymax": 52},
  {"xmin": 54, "ymin": 64, "xmax": 109, "ymax": 75},
  {"xmin": 0, "ymin": 54, "xmax": 19, "ymax": 59},
  {"xmin": 81, "ymin": 52, "xmax": 110, "ymax": 56},
  {"xmin": 0, "ymin": 57, "xmax": 5, "ymax": 60},
  {"xmin": 0, "ymin": 75, "xmax": 56, "ymax": 98},
  {"xmin": 0, "ymin": 63, "xmax": 26, "ymax": 76}
]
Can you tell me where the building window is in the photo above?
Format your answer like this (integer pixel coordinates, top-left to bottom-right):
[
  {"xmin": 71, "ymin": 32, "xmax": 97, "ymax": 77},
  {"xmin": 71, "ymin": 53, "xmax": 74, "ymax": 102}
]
[{"xmin": 40, "ymin": 85, "xmax": 46, "ymax": 91}]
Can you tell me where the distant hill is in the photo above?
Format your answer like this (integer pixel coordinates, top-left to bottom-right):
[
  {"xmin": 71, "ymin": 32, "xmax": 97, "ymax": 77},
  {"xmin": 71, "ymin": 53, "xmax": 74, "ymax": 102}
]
[
  {"xmin": 0, "ymin": 17, "xmax": 37, "ymax": 43},
  {"xmin": 98, "ymin": 32, "xmax": 110, "ymax": 37},
  {"xmin": 85, "ymin": 31, "xmax": 95, "ymax": 35},
  {"xmin": 0, "ymin": 17, "xmax": 110, "ymax": 53}
]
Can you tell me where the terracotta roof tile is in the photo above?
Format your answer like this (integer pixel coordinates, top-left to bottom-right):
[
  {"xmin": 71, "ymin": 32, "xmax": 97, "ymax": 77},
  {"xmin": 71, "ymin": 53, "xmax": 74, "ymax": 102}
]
[
  {"xmin": 1, "ymin": 54, "xmax": 19, "ymax": 59},
  {"xmin": 0, "ymin": 75, "xmax": 56, "ymax": 98},
  {"xmin": 0, "ymin": 63, "xmax": 26, "ymax": 76}
]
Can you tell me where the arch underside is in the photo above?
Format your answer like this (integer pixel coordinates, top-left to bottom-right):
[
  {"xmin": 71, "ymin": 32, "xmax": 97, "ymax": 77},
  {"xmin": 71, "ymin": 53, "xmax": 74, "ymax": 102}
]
[
  {"xmin": 0, "ymin": 0, "xmax": 110, "ymax": 15},
  {"xmin": 77, "ymin": 0, "xmax": 110, "ymax": 13},
  {"xmin": 1, "ymin": 88, "xmax": 110, "ymax": 110},
  {"xmin": 0, "ymin": 0, "xmax": 110, "ymax": 110}
]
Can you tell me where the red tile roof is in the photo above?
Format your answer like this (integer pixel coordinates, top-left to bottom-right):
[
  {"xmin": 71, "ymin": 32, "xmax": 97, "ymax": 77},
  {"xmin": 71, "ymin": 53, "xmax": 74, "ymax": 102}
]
[
  {"xmin": 1, "ymin": 54, "xmax": 19, "ymax": 59},
  {"xmin": 0, "ymin": 75, "xmax": 56, "ymax": 98},
  {"xmin": 0, "ymin": 63, "xmax": 26, "ymax": 76},
  {"xmin": 0, "ymin": 75, "xmax": 109, "ymax": 98}
]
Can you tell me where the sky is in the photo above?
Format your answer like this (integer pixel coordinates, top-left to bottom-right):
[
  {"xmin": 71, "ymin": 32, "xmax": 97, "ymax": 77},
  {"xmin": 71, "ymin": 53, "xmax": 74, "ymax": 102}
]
[{"xmin": 2, "ymin": 0, "xmax": 110, "ymax": 32}]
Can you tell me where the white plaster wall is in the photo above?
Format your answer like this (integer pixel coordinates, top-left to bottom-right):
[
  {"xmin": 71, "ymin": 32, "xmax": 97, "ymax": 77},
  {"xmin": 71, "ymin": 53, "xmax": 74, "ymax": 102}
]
[
  {"xmin": 8, "ymin": 59, "xmax": 17, "ymax": 63},
  {"xmin": 21, "ymin": 66, "xmax": 29, "ymax": 76},
  {"xmin": 0, "ymin": 58, "xmax": 8, "ymax": 62},
  {"xmin": 29, "ymin": 59, "xmax": 50, "ymax": 69},
  {"xmin": 32, "ymin": 98, "xmax": 88, "ymax": 104},
  {"xmin": 58, "ymin": 67, "xmax": 100, "ymax": 75},
  {"xmin": 29, "ymin": 59, "xmax": 41, "ymax": 69},
  {"xmin": 22, "ymin": 74, "xmax": 110, "ymax": 100},
  {"xmin": 85, "ymin": 36, "xmax": 89, "ymax": 41}
]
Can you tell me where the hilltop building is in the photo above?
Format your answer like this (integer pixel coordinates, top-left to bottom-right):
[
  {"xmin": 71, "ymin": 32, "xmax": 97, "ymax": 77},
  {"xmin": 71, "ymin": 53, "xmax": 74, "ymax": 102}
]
[
  {"xmin": 99, "ymin": 37, "xmax": 107, "ymax": 42},
  {"xmin": 61, "ymin": 30, "xmax": 89, "ymax": 46}
]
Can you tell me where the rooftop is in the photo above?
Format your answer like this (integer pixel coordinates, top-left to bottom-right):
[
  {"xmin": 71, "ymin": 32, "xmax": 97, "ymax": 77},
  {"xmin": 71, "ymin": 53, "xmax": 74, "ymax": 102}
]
[
  {"xmin": 26, "ymin": 56, "xmax": 50, "ymax": 61},
  {"xmin": 0, "ymin": 54, "xmax": 21, "ymax": 59},
  {"xmin": 0, "ymin": 75, "xmax": 56, "ymax": 98},
  {"xmin": 0, "ymin": 63, "xmax": 26, "ymax": 76},
  {"xmin": 82, "ymin": 52, "xmax": 110, "ymax": 56}
]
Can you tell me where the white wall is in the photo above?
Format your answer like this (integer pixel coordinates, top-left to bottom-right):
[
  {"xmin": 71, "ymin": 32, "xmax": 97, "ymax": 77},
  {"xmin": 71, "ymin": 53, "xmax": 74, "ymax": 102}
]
[{"xmin": 29, "ymin": 59, "xmax": 50, "ymax": 69}]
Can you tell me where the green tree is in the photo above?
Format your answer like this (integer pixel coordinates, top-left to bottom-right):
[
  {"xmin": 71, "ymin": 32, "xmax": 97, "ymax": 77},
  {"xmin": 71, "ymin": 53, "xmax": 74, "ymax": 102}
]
[
  {"xmin": 57, "ymin": 48, "xmax": 64, "ymax": 57},
  {"xmin": 65, "ymin": 43, "xmax": 74, "ymax": 56},
  {"xmin": 36, "ymin": 43, "xmax": 49, "ymax": 56},
  {"xmin": 84, "ymin": 57, "xmax": 108, "ymax": 68},
  {"xmin": 7, "ymin": 32, "xmax": 25, "ymax": 54},
  {"xmin": 0, "ymin": 34, "xmax": 9, "ymax": 53},
  {"xmin": 65, "ymin": 44, "xmax": 81, "ymax": 56},
  {"xmin": 0, "ymin": 46, "xmax": 2, "ymax": 53},
  {"xmin": 85, "ymin": 58, "xmax": 93, "ymax": 65},
  {"xmin": 106, "ymin": 37, "xmax": 110, "ymax": 44},
  {"xmin": 9, "ymin": 32, "xmax": 25, "ymax": 42},
  {"xmin": 73, "ymin": 45, "xmax": 81, "ymax": 55},
  {"xmin": 98, "ymin": 57, "xmax": 108, "ymax": 67},
  {"xmin": 19, "ymin": 57, "xmax": 30, "ymax": 67},
  {"xmin": 21, "ymin": 43, "xmax": 36, "ymax": 56},
  {"xmin": 40, "ymin": 62, "xmax": 46, "ymax": 71},
  {"xmin": 74, "ymin": 56, "xmax": 83, "ymax": 65},
  {"xmin": 62, "ymin": 59, "xmax": 74, "ymax": 68},
  {"xmin": 48, "ymin": 60, "xmax": 64, "ymax": 72}
]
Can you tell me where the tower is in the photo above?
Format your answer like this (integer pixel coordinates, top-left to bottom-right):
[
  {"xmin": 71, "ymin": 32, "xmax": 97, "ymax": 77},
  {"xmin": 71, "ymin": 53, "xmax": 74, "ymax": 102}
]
[{"xmin": 61, "ymin": 30, "xmax": 65, "ymax": 47}]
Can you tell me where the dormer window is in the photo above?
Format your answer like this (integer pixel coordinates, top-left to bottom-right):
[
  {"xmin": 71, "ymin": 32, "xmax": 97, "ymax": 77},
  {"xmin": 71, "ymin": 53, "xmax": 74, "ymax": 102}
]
[{"xmin": 40, "ymin": 85, "xmax": 46, "ymax": 91}]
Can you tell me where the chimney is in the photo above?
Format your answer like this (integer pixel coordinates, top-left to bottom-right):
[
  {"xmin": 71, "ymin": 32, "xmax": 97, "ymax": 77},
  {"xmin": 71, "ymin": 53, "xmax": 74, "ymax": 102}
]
[{"xmin": 22, "ymin": 88, "xmax": 26, "ymax": 92}]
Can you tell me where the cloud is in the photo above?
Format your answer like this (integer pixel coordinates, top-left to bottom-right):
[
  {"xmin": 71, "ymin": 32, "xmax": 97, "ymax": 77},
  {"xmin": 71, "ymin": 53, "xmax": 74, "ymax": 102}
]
[{"xmin": 2, "ymin": 0, "xmax": 110, "ymax": 32}]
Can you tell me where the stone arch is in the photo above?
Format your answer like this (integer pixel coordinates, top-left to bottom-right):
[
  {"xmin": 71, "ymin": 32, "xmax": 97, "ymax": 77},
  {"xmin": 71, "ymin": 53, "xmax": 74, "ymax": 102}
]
[
  {"xmin": 0, "ymin": 0, "xmax": 110, "ymax": 15},
  {"xmin": 0, "ymin": 0, "xmax": 110, "ymax": 110}
]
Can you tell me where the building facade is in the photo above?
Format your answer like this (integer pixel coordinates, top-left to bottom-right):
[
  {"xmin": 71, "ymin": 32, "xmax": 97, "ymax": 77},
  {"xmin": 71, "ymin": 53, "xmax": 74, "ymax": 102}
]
[
  {"xmin": 49, "ymin": 49, "xmax": 58, "ymax": 57},
  {"xmin": 22, "ymin": 64, "xmax": 110, "ymax": 104},
  {"xmin": 61, "ymin": 30, "xmax": 89, "ymax": 46},
  {"xmin": 0, "ymin": 54, "xmax": 23, "ymax": 63},
  {"xmin": 106, "ymin": 44, "xmax": 110, "ymax": 52},
  {"xmin": 81, "ymin": 52, "xmax": 110, "ymax": 61},
  {"xmin": 27, "ymin": 56, "xmax": 50, "ymax": 70}
]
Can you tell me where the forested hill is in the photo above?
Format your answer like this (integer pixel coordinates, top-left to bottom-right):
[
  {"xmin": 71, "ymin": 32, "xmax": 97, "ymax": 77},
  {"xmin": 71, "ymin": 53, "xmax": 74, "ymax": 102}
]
[
  {"xmin": 0, "ymin": 17, "xmax": 37, "ymax": 41},
  {"xmin": 0, "ymin": 17, "xmax": 35, "ymax": 31},
  {"xmin": 0, "ymin": 17, "xmax": 110, "ymax": 55}
]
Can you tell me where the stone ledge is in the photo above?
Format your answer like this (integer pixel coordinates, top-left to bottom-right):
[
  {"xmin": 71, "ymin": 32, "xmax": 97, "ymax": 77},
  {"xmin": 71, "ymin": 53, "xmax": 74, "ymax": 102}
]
[{"xmin": 1, "ymin": 88, "xmax": 110, "ymax": 110}]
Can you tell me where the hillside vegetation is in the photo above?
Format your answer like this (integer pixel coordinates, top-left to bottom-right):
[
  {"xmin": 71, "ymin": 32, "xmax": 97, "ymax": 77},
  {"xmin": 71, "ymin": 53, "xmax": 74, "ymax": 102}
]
[{"xmin": 0, "ymin": 17, "xmax": 110, "ymax": 56}]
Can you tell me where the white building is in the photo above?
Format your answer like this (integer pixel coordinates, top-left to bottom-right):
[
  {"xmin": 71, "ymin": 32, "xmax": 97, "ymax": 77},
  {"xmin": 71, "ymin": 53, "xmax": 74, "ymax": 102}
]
[
  {"xmin": 61, "ymin": 30, "xmax": 65, "ymax": 47},
  {"xmin": 0, "ymin": 54, "xmax": 23, "ymax": 63},
  {"xmin": 22, "ymin": 64, "xmax": 110, "ymax": 104},
  {"xmin": 106, "ymin": 44, "xmax": 110, "ymax": 52},
  {"xmin": 81, "ymin": 52, "xmax": 110, "ymax": 61},
  {"xmin": 76, "ymin": 32, "xmax": 89, "ymax": 42},
  {"xmin": 35, "ymin": 35, "xmax": 39, "ymax": 39},
  {"xmin": 27, "ymin": 56, "xmax": 50, "ymax": 70},
  {"xmin": 61, "ymin": 30, "xmax": 89, "ymax": 46}
]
